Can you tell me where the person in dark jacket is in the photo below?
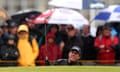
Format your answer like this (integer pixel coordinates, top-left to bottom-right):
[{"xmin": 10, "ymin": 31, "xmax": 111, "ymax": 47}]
[
  {"xmin": 1, "ymin": 23, "xmax": 9, "ymax": 43},
  {"xmin": 7, "ymin": 21, "xmax": 18, "ymax": 42},
  {"xmin": 0, "ymin": 35, "xmax": 19, "ymax": 66},
  {"xmin": 54, "ymin": 46, "xmax": 82, "ymax": 65},
  {"xmin": 81, "ymin": 25, "xmax": 96, "ymax": 60},
  {"xmin": 28, "ymin": 23, "xmax": 43, "ymax": 43},
  {"xmin": 111, "ymin": 22, "xmax": 120, "ymax": 60},
  {"xmin": 62, "ymin": 25, "xmax": 83, "ymax": 58}
]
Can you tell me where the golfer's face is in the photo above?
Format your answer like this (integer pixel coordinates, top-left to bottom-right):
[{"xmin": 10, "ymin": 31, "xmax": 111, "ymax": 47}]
[{"xmin": 68, "ymin": 50, "xmax": 80, "ymax": 62}]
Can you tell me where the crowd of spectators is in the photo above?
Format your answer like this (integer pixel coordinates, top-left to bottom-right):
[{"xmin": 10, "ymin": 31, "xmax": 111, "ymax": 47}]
[{"xmin": 0, "ymin": 20, "xmax": 120, "ymax": 66}]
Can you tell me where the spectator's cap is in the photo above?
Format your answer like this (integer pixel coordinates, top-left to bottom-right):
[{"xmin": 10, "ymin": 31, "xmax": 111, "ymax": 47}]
[
  {"xmin": 70, "ymin": 46, "xmax": 81, "ymax": 56},
  {"xmin": 17, "ymin": 25, "xmax": 29, "ymax": 33},
  {"xmin": 8, "ymin": 21, "xmax": 17, "ymax": 28},
  {"xmin": 6, "ymin": 19, "xmax": 17, "ymax": 28},
  {"xmin": 102, "ymin": 25, "xmax": 111, "ymax": 31},
  {"xmin": 1, "ymin": 22, "xmax": 8, "ymax": 28},
  {"xmin": 7, "ymin": 34, "xmax": 15, "ymax": 40}
]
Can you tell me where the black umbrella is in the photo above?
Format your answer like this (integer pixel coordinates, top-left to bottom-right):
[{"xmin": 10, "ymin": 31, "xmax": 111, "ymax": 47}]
[{"xmin": 11, "ymin": 9, "xmax": 41, "ymax": 24}]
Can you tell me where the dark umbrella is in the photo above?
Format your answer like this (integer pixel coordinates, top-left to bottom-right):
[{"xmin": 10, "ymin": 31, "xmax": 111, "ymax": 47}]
[{"xmin": 11, "ymin": 9, "xmax": 41, "ymax": 25}]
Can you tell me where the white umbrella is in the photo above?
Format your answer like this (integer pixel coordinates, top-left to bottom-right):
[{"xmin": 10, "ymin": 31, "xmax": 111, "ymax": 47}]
[
  {"xmin": 32, "ymin": 8, "xmax": 89, "ymax": 28},
  {"xmin": 48, "ymin": 0, "xmax": 83, "ymax": 10}
]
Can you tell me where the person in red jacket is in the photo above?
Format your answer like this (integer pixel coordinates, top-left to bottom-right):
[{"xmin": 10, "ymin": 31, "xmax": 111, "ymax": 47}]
[
  {"xmin": 39, "ymin": 32, "xmax": 62, "ymax": 65},
  {"xmin": 94, "ymin": 25, "xmax": 119, "ymax": 65}
]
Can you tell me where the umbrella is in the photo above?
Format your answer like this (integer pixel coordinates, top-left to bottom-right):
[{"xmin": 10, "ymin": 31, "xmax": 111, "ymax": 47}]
[
  {"xmin": 32, "ymin": 8, "xmax": 89, "ymax": 28},
  {"xmin": 0, "ymin": 7, "xmax": 10, "ymax": 20},
  {"xmin": 11, "ymin": 9, "xmax": 41, "ymax": 24},
  {"xmin": 95, "ymin": 5, "xmax": 120, "ymax": 22},
  {"xmin": 48, "ymin": 0, "xmax": 82, "ymax": 10}
]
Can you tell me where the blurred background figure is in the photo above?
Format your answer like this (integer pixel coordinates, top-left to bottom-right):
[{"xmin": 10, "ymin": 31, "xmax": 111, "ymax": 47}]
[
  {"xmin": 59, "ymin": 25, "xmax": 67, "ymax": 37},
  {"xmin": 7, "ymin": 20, "xmax": 18, "ymax": 35},
  {"xmin": 62, "ymin": 25, "xmax": 83, "ymax": 59},
  {"xmin": 94, "ymin": 25, "xmax": 119, "ymax": 65},
  {"xmin": 81, "ymin": 25, "xmax": 96, "ymax": 60},
  {"xmin": 27, "ymin": 22, "xmax": 42, "ymax": 43},
  {"xmin": 39, "ymin": 32, "xmax": 62, "ymax": 65},
  {"xmin": 7, "ymin": 20, "xmax": 18, "ymax": 42},
  {"xmin": 110, "ymin": 22, "xmax": 120, "ymax": 60},
  {"xmin": 54, "ymin": 46, "xmax": 82, "ymax": 65},
  {"xmin": 0, "ymin": 28, "xmax": 4, "ymax": 46},
  {"xmin": 17, "ymin": 24, "xmax": 39, "ymax": 66},
  {"xmin": 0, "ymin": 23, "xmax": 9, "ymax": 42},
  {"xmin": 0, "ymin": 35, "xmax": 19, "ymax": 66},
  {"xmin": 48, "ymin": 25, "xmax": 62, "ymax": 45}
]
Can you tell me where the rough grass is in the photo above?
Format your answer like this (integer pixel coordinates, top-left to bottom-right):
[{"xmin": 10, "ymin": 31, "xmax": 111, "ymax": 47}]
[{"xmin": 0, "ymin": 66, "xmax": 120, "ymax": 72}]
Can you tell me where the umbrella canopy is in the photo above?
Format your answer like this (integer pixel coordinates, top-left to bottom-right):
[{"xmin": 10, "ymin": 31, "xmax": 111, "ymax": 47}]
[
  {"xmin": 0, "ymin": 7, "xmax": 10, "ymax": 20},
  {"xmin": 32, "ymin": 8, "xmax": 89, "ymax": 28},
  {"xmin": 11, "ymin": 9, "xmax": 41, "ymax": 24},
  {"xmin": 95, "ymin": 5, "xmax": 120, "ymax": 22},
  {"xmin": 48, "ymin": 0, "xmax": 82, "ymax": 10}
]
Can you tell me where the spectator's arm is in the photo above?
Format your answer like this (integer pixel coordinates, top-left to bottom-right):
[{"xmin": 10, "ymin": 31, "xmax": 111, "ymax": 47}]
[
  {"xmin": 110, "ymin": 36, "xmax": 119, "ymax": 50},
  {"xmin": 32, "ymin": 38, "xmax": 39, "ymax": 60},
  {"xmin": 94, "ymin": 38, "xmax": 101, "ymax": 48},
  {"xmin": 59, "ymin": 41, "xmax": 64, "ymax": 52},
  {"xmin": 94, "ymin": 38, "xmax": 102, "ymax": 52},
  {"xmin": 57, "ymin": 46, "xmax": 62, "ymax": 59}
]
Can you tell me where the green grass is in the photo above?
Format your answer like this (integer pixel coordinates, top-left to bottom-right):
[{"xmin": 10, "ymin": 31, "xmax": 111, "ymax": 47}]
[{"xmin": 0, "ymin": 66, "xmax": 120, "ymax": 72}]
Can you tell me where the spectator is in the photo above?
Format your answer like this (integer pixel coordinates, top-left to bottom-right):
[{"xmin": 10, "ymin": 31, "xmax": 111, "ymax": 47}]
[
  {"xmin": 7, "ymin": 21, "xmax": 18, "ymax": 42},
  {"xmin": 48, "ymin": 25, "xmax": 62, "ymax": 45},
  {"xmin": 62, "ymin": 25, "xmax": 83, "ymax": 58},
  {"xmin": 17, "ymin": 25, "xmax": 39, "ymax": 66},
  {"xmin": 1, "ymin": 23, "xmax": 9, "ymax": 42},
  {"xmin": 94, "ymin": 25, "xmax": 119, "ymax": 65},
  {"xmin": 8, "ymin": 20, "xmax": 18, "ymax": 36},
  {"xmin": 0, "ymin": 35, "xmax": 19, "ymax": 66},
  {"xmin": 54, "ymin": 46, "xmax": 82, "ymax": 65},
  {"xmin": 81, "ymin": 25, "xmax": 96, "ymax": 60},
  {"xmin": 59, "ymin": 25, "xmax": 67, "ymax": 34},
  {"xmin": 58, "ymin": 25, "xmax": 68, "ymax": 51},
  {"xmin": 27, "ymin": 22, "xmax": 42, "ymax": 42},
  {"xmin": 39, "ymin": 32, "xmax": 62, "ymax": 65},
  {"xmin": 0, "ymin": 28, "xmax": 4, "ymax": 46},
  {"xmin": 59, "ymin": 25, "xmax": 67, "ymax": 37},
  {"xmin": 112, "ymin": 23, "xmax": 120, "ymax": 60}
]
